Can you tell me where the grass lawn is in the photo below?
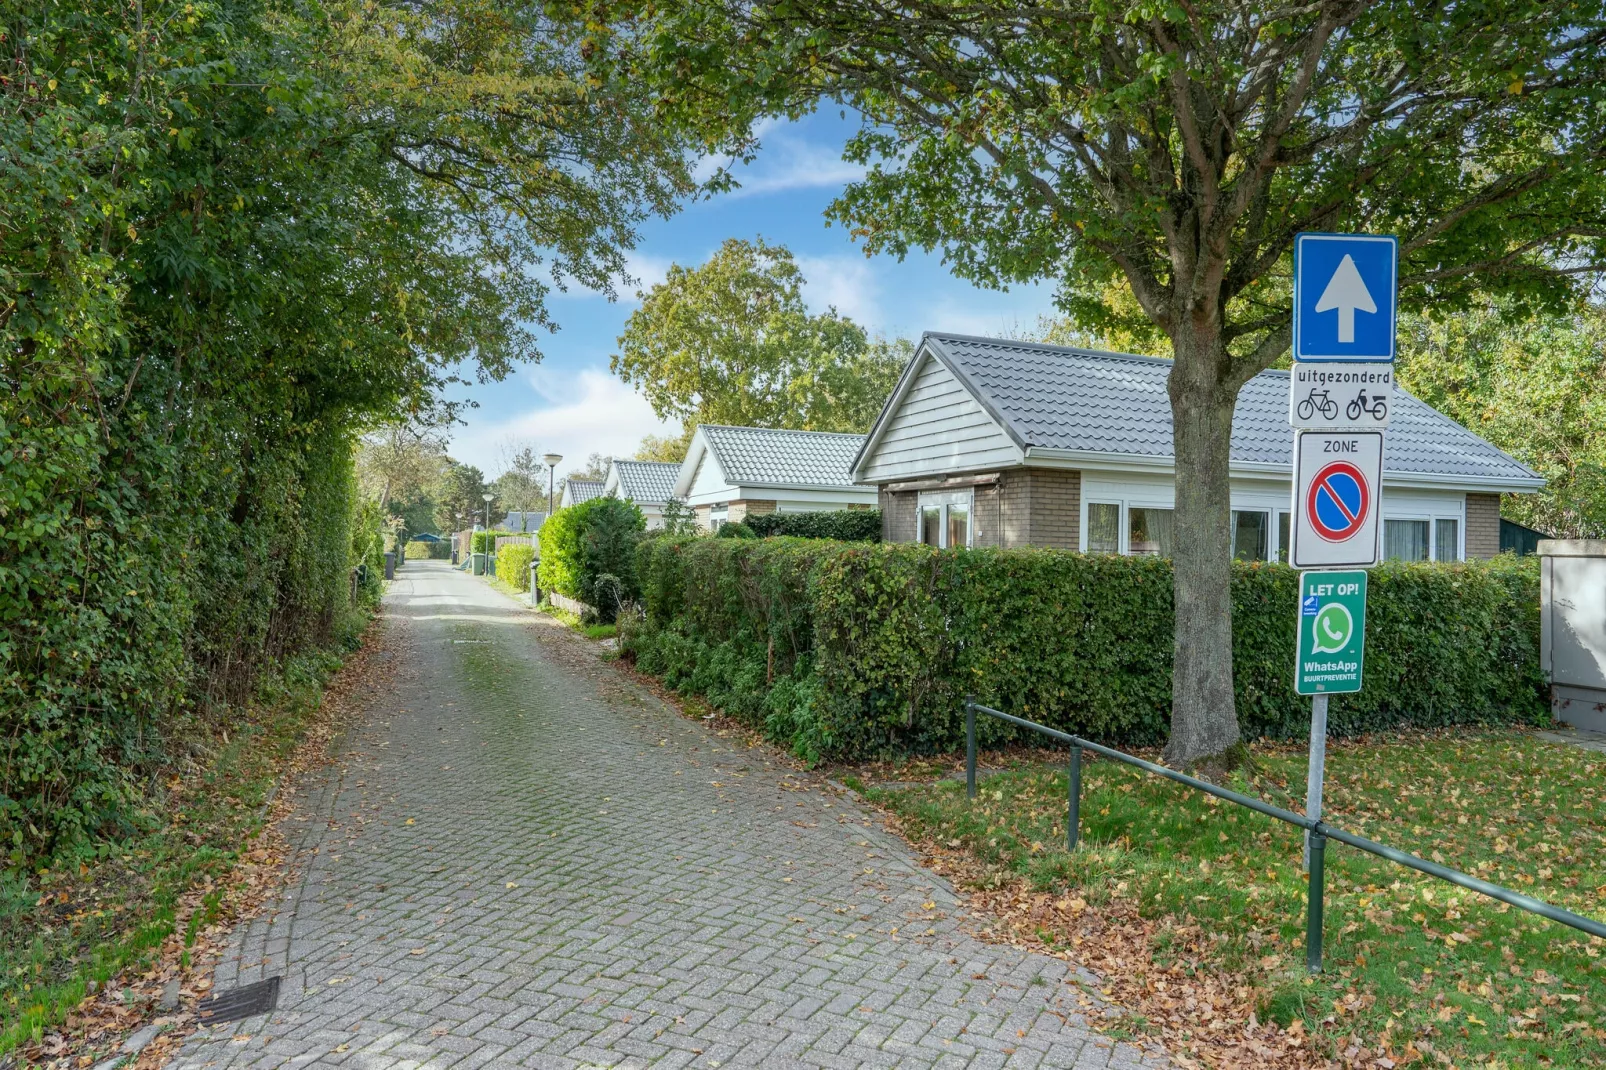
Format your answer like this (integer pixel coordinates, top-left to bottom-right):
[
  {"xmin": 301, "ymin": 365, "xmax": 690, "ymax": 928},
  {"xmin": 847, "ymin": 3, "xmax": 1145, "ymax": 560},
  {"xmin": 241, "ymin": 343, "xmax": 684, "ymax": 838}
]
[{"xmin": 860, "ymin": 729, "xmax": 1606, "ymax": 1069}]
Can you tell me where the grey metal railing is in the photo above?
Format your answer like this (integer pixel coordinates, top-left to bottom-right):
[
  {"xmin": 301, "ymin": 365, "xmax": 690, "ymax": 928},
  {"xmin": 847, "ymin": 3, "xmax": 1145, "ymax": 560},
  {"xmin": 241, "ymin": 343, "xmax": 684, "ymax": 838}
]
[{"xmin": 963, "ymin": 698, "xmax": 1606, "ymax": 973}]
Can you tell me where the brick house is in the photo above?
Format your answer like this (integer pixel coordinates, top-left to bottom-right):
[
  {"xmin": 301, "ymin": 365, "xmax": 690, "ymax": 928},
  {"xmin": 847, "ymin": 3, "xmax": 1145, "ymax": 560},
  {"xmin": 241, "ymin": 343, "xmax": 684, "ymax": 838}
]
[
  {"xmin": 851, "ymin": 334, "xmax": 1541, "ymax": 561},
  {"xmin": 672, "ymin": 425, "xmax": 878, "ymax": 529}
]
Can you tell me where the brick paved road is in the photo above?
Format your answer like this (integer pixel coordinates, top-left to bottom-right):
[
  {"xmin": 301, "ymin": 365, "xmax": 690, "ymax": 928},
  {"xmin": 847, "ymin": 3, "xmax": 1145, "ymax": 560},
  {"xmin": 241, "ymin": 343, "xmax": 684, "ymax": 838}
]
[{"xmin": 171, "ymin": 560, "xmax": 1170, "ymax": 1069}]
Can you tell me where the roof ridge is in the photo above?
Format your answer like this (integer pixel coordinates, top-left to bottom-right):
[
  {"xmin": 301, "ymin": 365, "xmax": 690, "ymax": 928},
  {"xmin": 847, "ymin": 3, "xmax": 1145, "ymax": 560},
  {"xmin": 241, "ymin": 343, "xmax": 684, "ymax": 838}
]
[
  {"xmin": 702, "ymin": 424, "xmax": 868, "ymax": 439},
  {"xmin": 923, "ymin": 331, "xmax": 1174, "ymax": 367}
]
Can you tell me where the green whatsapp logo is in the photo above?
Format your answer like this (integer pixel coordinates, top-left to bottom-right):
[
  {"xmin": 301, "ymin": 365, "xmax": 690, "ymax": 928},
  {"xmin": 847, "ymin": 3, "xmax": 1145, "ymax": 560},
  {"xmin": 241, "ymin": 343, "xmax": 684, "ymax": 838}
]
[{"xmin": 1310, "ymin": 603, "xmax": 1354, "ymax": 654}]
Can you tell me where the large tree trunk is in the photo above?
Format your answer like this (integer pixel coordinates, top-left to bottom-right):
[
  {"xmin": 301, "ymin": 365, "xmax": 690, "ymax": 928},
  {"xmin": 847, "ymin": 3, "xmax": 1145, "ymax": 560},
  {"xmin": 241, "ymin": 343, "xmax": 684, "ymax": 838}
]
[{"xmin": 1162, "ymin": 323, "xmax": 1244, "ymax": 773}]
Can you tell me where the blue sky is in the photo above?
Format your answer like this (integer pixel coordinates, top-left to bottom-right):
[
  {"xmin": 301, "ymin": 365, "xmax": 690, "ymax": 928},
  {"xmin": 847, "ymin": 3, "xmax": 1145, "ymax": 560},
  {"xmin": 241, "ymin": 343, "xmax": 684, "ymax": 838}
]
[{"xmin": 444, "ymin": 111, "xmax": 1060, "ymax": 483}]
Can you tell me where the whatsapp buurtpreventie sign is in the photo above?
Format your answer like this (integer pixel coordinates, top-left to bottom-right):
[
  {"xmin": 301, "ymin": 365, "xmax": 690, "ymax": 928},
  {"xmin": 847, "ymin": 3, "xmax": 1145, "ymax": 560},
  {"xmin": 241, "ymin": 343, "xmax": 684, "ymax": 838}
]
[{"xmin": 1295, "ymin": 571, "xmax": 1367, "ymax": 695}]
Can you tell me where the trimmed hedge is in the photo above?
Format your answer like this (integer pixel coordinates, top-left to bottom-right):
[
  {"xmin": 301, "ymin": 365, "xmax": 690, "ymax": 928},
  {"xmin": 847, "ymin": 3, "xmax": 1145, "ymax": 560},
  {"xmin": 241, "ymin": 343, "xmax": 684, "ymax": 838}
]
[
  {"xmin": 470, "ymin": 530, "xmax": 496, "ymax": 554},
  {"xmin": 627, "ymin": 538, "xmax": 1546, "ymax": 763},
  {"xmin": 537, "ymin": 497, "xmax": 646, "ymax": 620},
  {"xmin": 497, "ymin": 543, "xmax": 536, "ymax": 591},
  {"xmin": 746, "ymin": 509, "xmax": 880, "ymax": 541}
]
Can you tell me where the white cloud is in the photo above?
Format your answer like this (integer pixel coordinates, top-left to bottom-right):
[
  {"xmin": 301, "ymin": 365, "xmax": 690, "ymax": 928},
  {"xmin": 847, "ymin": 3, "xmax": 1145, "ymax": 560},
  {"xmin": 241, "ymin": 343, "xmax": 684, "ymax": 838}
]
[
  {"xmin": 795, "ymin": 253, "xmax": 881, "ymax": 326},
  {"xmin": 698, "ymin": 127, "xmax": 865, "ymax": 199},
  {"xmin": 446, "ymin": 368, "xmax": 678, "ymax": 481}
]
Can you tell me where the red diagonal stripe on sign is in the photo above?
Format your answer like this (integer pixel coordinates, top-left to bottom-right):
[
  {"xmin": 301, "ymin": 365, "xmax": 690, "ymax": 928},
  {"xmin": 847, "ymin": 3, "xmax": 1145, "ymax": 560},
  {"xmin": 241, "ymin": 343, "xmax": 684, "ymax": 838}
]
[{"xmin": 1317, "ymin": 474, "xmax": 1360, "ymax": 525}]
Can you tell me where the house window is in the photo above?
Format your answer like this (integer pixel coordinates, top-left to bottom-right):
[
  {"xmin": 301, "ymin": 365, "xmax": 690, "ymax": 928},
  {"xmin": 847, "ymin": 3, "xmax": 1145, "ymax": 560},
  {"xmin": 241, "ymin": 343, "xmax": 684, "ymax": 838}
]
[
  {"xmin": 917, "ymin": 490, "xmax": 974, "ymax": 548},
  {"xmin": 1435, "ymin": 518, "xmax": 1460, "ymax": 562},
  {"xmin": 1385, "ymin": 519, "xmax": 1430, "ymax": 561},
  {"xmin": 1129, "ymin": 507, "xmax": 1175, "ymax": 557},
  {"xmin": 1231, "ymin": 510, "xmax": 1269, "ymax": 562},
  {"xmin": 1086, "ymin": 502, "xmax": 1120, "ymax": 554}
]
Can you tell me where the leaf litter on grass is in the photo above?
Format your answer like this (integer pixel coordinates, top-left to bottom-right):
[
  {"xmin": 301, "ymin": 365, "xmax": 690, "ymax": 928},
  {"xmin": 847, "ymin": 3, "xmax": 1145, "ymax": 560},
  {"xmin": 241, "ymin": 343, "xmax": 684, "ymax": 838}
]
[
  {"xmin": 8, "ymin": 614, "xmax": 395, "ymax": 1070},
  {"xmin": 857, "ymin": 730, "xmax": 1606, "ymax": 1070}
]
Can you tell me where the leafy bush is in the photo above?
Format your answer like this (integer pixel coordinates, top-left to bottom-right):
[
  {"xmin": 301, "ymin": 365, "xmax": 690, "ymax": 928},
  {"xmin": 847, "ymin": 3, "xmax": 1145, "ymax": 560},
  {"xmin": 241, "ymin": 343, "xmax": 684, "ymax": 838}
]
[
  {"xmin": 746, "ymin": 509, "xmax": 881, "ymax": 541},
  {"xmin": 715, "ymin": 521, "xmax": 757, "ymax": 538},
  {"xmin": 538, "ymin": 497, "xmax": 646, "ymax": 620},
  {"xmin": 470, "ymin": 531, "xmax": 497, "ymax": 554},
  {"xmin": 497, "ymin": 544, "xmax": 536, "ymax": 591},
  {"xmin": 404, "ymin": 540, "xmax": 432, "ymax": 559},
  {"xmin": 628, "ymin": 538, "xmax": 1547, "ymax": 763}
]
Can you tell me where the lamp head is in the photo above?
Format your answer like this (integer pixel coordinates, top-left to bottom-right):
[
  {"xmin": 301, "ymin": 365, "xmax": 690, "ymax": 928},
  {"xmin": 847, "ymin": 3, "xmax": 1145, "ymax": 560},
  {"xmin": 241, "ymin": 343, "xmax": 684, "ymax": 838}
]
[
  {"xmin": 482, "ymin": 493, "xmax": 494, "ymax": 502},
  {"xmin": 542, "ymin": 453, "xmax": 563, "ymax": 467}
]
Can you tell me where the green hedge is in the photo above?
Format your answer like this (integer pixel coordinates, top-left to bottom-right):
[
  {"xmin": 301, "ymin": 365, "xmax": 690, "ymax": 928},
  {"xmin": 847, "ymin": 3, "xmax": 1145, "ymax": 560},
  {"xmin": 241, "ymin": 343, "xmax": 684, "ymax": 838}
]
[
  {"xmin": 627, "ymin": 538, "xmax": 1546, "ymax": 763},
  {"xmin": 470, "ymin": 530, "xmax": 496, "ymax": 554},
  {"xmin": 403, "ymin": 540, "xmax": 431, "ymax": 559},
  {"xmin": 497, "ymin": 543, "xmax": 536, "ymax": 591},
  {"xmin": 746, "ymin": 509, "xmax": 881, "ymax": 541},
  {"xmin": 537, "ymin": 497, "xmax": 645, "ymax": 620}
]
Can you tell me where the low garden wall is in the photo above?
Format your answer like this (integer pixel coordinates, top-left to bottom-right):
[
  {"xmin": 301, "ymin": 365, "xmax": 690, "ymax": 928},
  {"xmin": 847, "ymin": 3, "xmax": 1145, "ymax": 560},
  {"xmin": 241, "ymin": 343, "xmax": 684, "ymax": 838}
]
[{"xmin": 626, "ymin": 537, "xmax": 1547, "ymax": 763}]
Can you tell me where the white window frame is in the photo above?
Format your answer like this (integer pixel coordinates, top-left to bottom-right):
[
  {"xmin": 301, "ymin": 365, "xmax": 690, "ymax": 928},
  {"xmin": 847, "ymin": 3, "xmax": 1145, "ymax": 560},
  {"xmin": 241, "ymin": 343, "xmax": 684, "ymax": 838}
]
[
  {"xmin": 917, "ymin": 489, "xmax": 975, "ymax": 548},
  {"xmin": 1229, "ymin": 508, "xmax": 1273, "ymax": 562},
  {"xmin": 1081, "ymin": 494, "xmax": 1283, "ymax": 560},
  {"xmin": 1078, "ymin": 495, "xmax": 1175, "ymax": 555},
  {"xmin": 1082, "ymin": 499, "xmax": 1124, "ymax": 554},
  {"xmin": 1382, "ymin": 508, "xmax": 1465, "ymax": 562}
]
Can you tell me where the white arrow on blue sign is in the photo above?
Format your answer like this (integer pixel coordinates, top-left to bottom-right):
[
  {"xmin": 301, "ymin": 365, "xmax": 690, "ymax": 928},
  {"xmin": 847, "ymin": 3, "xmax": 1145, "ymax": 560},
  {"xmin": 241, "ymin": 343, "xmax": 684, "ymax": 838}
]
[{"xmin": 1293, "ymin": 233, "xmax": 1398, "ymax": 362}]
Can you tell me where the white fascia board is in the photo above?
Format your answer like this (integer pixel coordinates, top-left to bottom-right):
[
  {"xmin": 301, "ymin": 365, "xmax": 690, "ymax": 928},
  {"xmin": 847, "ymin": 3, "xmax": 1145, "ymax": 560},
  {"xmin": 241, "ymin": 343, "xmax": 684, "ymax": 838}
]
[
  {"xmin": 669, "ymin": 430, "xmax": 712, "ymax": 499},
  {"xmin": 686, "ymin": 484, "xmax": 877, "ymax": 507},
  {"xmin": 1024, "ymin": 447, "xmax": 1544, "ymax": 495}
]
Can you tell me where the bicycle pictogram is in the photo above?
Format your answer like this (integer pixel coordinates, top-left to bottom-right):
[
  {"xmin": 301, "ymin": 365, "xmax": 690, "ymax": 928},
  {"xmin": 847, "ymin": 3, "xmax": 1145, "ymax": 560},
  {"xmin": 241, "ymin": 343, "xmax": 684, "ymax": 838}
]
[{"xmin": 1295, "ymin": 389, "xmax": 1339, "ymax": 422}]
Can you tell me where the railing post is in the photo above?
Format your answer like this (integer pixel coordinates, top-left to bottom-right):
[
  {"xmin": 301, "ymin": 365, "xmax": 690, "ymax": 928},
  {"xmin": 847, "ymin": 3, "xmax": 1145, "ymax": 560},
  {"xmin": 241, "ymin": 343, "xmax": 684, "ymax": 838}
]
[
  {"xmin": 1306, "ymin": 829, "xmax": 1327, "ymax": 973},
  {"xmin": 965, "ymin": 696, "xmax": 977, "ymax": 800},
  {"xmin": 1067, "ymin": 744, "xmax": 1082, "ymax": 852}
]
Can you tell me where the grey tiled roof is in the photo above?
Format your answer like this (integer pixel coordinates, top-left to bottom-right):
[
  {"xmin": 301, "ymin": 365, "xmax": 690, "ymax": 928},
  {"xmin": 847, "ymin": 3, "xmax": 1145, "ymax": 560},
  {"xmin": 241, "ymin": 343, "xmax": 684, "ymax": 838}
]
[
  {"xmin": 702, "ymin": 425, "xmax": 868, "ymax": 488},
  {"xmin": 564, "ymin": 479, "xmax": 605, "ymax": 504},
  {"xmin": 924, "ymin": 333, "xmax": 1540, "ymax": 485},
  {"xmin": 612, "ymin": 460, "xmax": 681, "ymax": 505}
]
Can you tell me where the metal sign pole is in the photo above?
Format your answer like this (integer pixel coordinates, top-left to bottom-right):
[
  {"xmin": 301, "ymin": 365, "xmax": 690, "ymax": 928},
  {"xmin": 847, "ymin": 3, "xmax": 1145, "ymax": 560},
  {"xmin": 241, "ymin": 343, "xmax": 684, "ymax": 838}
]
[{"xmin": 1304, "ymin": 693, "xmax": 1329, "ymax": 869}]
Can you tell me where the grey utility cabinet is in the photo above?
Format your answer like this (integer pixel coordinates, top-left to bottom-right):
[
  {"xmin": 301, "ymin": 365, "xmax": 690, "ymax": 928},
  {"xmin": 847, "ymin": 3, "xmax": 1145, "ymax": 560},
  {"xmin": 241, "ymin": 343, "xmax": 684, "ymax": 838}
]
[{"xmin": 1540, "ymin": 539, "xmax": 1606, "ymax": 731}]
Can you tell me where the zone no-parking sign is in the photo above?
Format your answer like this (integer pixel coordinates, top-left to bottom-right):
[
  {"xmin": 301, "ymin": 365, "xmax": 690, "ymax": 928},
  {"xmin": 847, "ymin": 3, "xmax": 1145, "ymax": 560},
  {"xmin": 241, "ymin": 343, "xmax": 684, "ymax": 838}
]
[{"xmin": 1289, "ymin": 430, "xmax": 1383, "ymax": 570}]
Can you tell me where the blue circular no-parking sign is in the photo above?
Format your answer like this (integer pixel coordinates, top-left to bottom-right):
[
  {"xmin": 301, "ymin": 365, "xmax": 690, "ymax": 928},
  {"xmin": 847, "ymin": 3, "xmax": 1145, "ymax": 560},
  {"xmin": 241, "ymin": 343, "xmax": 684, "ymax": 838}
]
[{"xmin": 1305, "ymin": 461, "xmax": 1370, "ymax": 541}]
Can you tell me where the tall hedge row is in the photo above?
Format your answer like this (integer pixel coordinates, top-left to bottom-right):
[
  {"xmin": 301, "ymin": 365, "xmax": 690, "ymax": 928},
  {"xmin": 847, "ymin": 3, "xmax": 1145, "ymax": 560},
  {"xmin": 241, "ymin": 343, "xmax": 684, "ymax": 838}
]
[{"xmin": 628, "ymin": 538, "xmax": 1546, "ymax": 762}]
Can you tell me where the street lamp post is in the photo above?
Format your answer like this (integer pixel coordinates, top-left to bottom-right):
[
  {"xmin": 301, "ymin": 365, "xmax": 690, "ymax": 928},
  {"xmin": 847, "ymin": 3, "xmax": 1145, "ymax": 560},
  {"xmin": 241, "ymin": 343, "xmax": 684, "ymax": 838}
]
[{"xmin": 542, "ymin": 453, "xmax": 563, "ymax": 516}]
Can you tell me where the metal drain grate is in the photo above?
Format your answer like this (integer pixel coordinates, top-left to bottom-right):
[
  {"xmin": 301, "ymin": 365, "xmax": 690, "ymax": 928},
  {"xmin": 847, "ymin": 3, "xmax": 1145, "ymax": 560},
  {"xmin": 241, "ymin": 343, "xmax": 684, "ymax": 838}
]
[{"xmin": 197, "ymin": 976, "xmax": 280, "ymax": 1024}]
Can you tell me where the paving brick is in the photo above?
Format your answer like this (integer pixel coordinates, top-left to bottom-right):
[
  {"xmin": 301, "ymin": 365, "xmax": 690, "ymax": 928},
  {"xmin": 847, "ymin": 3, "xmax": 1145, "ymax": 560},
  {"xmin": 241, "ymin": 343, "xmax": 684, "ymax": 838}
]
[{"xmin": 168, "ymin": 561, "xmax": 1170, "ymax": 1070}]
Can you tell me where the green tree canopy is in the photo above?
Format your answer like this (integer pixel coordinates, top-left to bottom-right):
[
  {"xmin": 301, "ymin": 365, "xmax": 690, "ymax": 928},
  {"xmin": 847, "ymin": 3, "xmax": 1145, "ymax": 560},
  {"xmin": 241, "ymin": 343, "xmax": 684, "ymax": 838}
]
[
  {"xmin": 580, "ymin": 0, "xmax": 1606, "ymax": 770},
  {"xmin": 1398, "ymin": 301, "xmax": 1606, "ymax": 540},
  {"xmin": 613, "ymin": 237, "xmax": 907, "ymax": 433},
  {"xmin": 4, "ymin": 0, "xmax": 697, "ymax": 854}
]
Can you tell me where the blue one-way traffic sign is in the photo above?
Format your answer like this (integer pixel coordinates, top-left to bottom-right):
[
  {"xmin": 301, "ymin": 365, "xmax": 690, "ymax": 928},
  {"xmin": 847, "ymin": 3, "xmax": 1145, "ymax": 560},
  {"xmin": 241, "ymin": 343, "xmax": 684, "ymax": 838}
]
[{"xmin": 1293, "ymin": 233, "xmax": 1398, "ymax": 362}]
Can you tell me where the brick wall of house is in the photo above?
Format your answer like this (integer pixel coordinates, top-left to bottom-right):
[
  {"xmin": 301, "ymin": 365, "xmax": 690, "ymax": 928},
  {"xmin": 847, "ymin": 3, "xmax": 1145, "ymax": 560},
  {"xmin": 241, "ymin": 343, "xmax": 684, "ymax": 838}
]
[
  {"xmin": 1465, "ymin": 492, "xmax": 1501, "ymax": 559},
  {"xmin": 1017, "ymin": 468, "xmax": 1081, "ymax": 549},
  {"xmin": 879, "ymin": 469, "xmax": 1080, "ymax": 548},
  {"xmin": 972, "ymin": 482, "xmax": 1003, "ymax": 547},
  {"xmin": 726, "ymin": 499, "xmax": 776, "ymax": 524},
  {"xmin": 879, "ymin": 486, "xmax": 918, "ymax": 542}
]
